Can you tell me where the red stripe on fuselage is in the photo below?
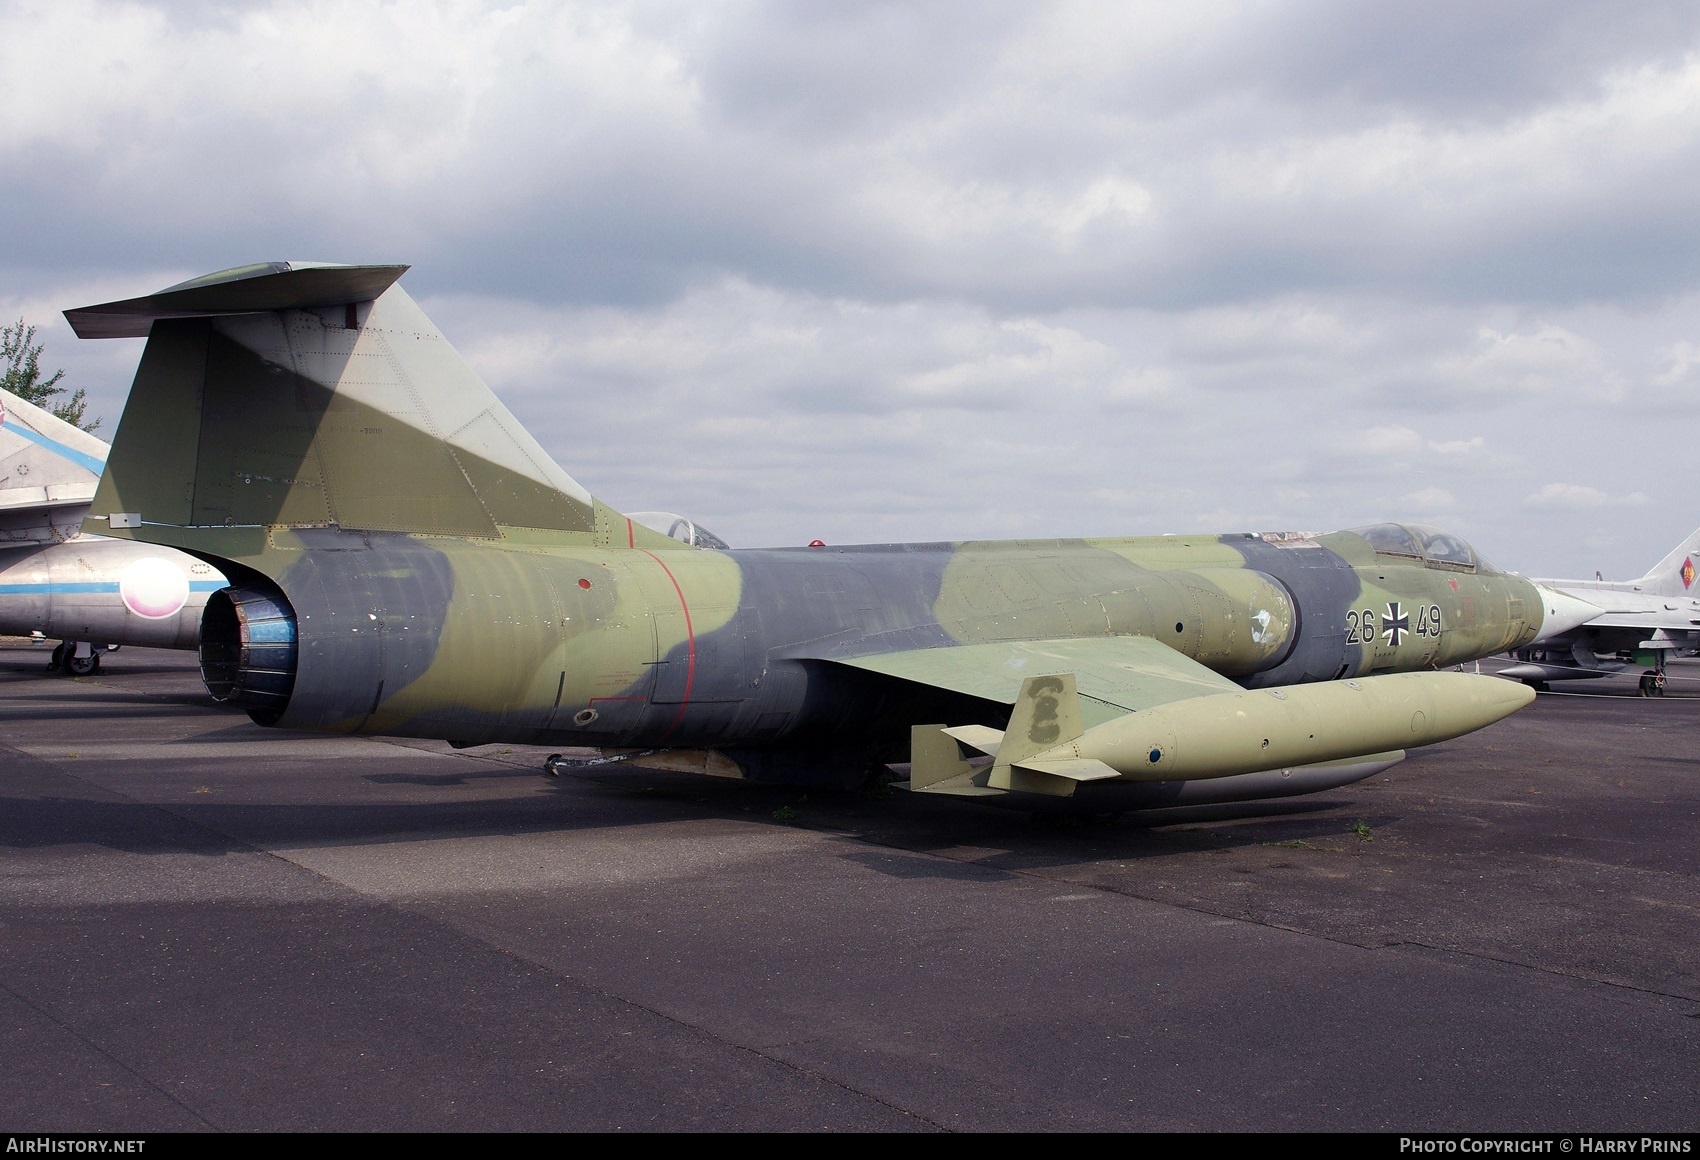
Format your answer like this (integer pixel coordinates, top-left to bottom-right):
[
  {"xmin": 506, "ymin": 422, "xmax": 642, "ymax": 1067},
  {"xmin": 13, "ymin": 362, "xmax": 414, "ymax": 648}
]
[{"xmin": 637, "ymin": 549, "xmax": 695, "ymax": 738}]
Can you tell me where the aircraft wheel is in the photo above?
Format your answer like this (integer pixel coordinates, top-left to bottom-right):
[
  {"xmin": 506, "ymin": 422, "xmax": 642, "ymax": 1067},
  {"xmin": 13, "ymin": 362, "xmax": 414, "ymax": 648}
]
[
  {"xmin": 1639, "ymin": 673, "xmax": 1656, "ymax": 697},
  {"xmin": 65, "ymin": 652, "xmax": 100, "ymax": 677},
  {"xmin": 47, "ymin": 642, "xmax": 68, "ymax": 672}
]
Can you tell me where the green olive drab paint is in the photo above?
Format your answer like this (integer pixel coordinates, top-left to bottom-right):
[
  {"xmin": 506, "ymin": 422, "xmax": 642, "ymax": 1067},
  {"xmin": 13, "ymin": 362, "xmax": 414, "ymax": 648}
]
[{"xmin": 68, "ymin": 263, "xmax": 1556, "ymax": 808}]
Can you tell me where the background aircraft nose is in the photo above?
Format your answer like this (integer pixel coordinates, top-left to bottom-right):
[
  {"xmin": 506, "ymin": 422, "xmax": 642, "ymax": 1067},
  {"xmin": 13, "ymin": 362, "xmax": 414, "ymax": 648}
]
[{"xmin": 1530, "ymin": 584, "xmax": 1601, "ymax": 642}]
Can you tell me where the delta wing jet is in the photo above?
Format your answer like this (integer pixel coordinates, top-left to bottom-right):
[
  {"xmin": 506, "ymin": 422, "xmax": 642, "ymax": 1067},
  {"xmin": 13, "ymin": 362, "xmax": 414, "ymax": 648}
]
[
  {"xmin": 1503, "ymin": 528, "xmax": 1700, "ymax": 695},
  {"xmin": 66, "ymin": 263, "xmax": 1594, "ymax": 808},
  {"xmin": 0, "ymin": 387, "xmax": 224, "ymax": 672}
]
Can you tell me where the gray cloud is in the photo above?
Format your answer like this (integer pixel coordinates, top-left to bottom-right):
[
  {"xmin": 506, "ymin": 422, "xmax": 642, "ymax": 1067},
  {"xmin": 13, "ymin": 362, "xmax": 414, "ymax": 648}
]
[{"xmin": 4, "ymin": 1, "xmax": 1700, "ymax": 577}]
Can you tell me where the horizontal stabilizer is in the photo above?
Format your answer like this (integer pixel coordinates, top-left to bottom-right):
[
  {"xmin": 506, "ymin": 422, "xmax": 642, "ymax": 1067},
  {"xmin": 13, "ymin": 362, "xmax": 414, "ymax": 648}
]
[
  {"xmin": 941, "ymin": 724, "xmax": 1004, "ymax": 755},
  {"xmin": 900, "ymin": 773, "xmax": 1006, "ymax": 798},
  {"xmin": 987, "ymin": 672, "xmax": 1087, "ymax": 794},
  {"xmin": 65, "ymin": 262, "xmax": 410, "ymax": 339},
  {"xmin": 1012, "ymin": 756, "xmax": 1121, "ymax": 782},
  {"xmin": 907, "ymin": 723, "xmax": 989, "ymax": 793}
]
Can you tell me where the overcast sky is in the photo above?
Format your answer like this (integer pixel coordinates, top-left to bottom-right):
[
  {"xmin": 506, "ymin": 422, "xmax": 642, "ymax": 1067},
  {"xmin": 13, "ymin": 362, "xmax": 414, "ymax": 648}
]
[{"xmin": 5, "ymin": 0, "xmax": 1700, "ymax": 576}]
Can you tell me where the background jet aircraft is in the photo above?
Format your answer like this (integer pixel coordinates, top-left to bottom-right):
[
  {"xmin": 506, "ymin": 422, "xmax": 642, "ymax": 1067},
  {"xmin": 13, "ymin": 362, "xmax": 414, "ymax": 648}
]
[
  {"xmin": 0, "ymin": 386, "xmax": 224, "ymax": 672},
  {"xmin": 1502, "ymin": 528, "xmax": 1700, "ymax": 694},
  {"xmin": 67, "ymin": 262, "xmax": 1593, "ymax": 808}
]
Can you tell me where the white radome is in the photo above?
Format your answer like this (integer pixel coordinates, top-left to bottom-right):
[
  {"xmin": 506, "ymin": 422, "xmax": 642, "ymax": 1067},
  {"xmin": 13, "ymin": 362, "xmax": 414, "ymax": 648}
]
[{"xmin": 1530, "ymin": 584, "xmax": 1601, "ymax": 643}]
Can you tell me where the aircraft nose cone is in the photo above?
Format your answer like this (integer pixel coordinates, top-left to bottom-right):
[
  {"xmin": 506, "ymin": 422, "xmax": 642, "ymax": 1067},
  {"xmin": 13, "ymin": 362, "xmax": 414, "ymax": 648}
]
[
  {"xmin": 1531, "ymin": 584, "xmax": 1601, "ymax": 642},
  {"xmin": 1462, "ymin": 670, "xmax": 1539, "ymax": 715}
]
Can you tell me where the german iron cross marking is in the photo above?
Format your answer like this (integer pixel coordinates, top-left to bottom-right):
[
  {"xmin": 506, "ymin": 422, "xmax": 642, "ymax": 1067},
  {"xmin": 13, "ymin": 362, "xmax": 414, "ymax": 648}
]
[{"xmin": 1382, "ymin": 601, "xmax": 1410, "ymax": 647}]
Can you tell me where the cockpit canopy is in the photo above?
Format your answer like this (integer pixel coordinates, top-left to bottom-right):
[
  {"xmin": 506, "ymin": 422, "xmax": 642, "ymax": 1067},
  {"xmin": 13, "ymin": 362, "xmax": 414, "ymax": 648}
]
[
  {"xmin": 1347, "ymin": 523, "xmax": 1479, "ymax": 570},
  {"xmin": 628, "ymin": 511, "xmax": 731, "ymax": 550}
]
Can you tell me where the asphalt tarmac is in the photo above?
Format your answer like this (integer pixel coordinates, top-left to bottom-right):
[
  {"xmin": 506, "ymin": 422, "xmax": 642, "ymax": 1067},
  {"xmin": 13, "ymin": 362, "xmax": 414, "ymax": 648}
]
[{"xmin": 1, "ymin": 640, "xmax": 1696, "ymax": 1132}]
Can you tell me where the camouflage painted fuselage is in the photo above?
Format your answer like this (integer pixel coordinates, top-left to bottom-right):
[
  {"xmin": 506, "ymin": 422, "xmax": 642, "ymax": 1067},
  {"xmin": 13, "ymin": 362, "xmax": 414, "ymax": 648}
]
[
  {"xmin": 68, "ymin": 263, "xmax": 1544, "ymax": 789},
  {"xmin": 210, "ymin": 524, "xmax": 1538, "ymax": 779}
]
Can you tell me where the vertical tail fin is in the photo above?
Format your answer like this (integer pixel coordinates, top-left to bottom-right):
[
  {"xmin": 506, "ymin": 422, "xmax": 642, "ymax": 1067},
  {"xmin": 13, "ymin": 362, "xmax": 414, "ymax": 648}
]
[
  {"xmin": 988, "ymin": 673, "xmax": 1085, "ymax": 795},
  {"xmin": 1635, "ymin": 527, "xmax": 1700, "ymax": 597},
  {"xmin": 68, "ymin": 262, "xmax": 664, "ymax": 562},
  {"xmin": 908, "ymin": 724, "xmax": 977, "ymax": 790}
]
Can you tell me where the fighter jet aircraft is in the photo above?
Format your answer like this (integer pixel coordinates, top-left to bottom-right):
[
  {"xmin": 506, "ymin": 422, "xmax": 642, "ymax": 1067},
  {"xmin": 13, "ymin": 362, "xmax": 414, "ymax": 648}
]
[
  {"xmin": 65, "ymin": 262, "xmax": 1594, "ymax": 808},
  {"xmin": 0, "ymin": 386, "xmax": 225, "ymax": 672},
  {"xmin": 1502, "ymin": 528, "xmax": 1700, "ymax": 695}
]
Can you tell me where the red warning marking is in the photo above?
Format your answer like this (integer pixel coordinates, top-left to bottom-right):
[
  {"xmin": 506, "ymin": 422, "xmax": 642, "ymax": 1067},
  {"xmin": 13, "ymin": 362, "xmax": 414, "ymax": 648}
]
[
  {"xmin": 626, "ymin": 519, "xmax": 635, "ymax": 549},
  {"xmin": 637, "ymin": 548, "xmax": 695, "ymax": 738}
]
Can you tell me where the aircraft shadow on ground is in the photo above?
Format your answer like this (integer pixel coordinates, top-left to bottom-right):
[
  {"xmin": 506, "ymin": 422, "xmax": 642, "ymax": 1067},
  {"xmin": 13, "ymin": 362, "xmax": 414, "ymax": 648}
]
[
  {"xmin": 572, "ymin": 764, "xmax": 1392, "ymax": 865},
  {"xmin": 365, "ymin": 768, "xmax": 552, "ymax": 786},
  {"xmin": 0, "ymin": 771, "xmax": 1399, "ymax": 865},
  {"xmin": 837, "ymin": 849, "xmax": 1018, "ymax": 881},
  {"xmin": 0, "ymin": 660, "xmax": 212, "ymax": 679},
  {"xmin": 0, "ymin": 689, "xmax": 231, "ymax": 712},
  {"xmin": 0, "ymin": 785, "xmax": 721, "ymax": 857},
  {"xmin": 164, "ymin": 722, "xmax": 358, "ymax": 744},
  {"xmin": 0, "ymin": 703, "xmax": 230, "ymax": 722},
  {"xmin": 0, "ymin": 726, "xmax": 1402, "ymax": 864}
]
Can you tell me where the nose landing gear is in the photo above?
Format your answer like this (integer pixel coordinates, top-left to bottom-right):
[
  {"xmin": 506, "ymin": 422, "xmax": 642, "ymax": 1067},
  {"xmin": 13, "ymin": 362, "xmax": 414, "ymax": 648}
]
[{"xmin": 1638, "ymin": 670, "xmax": 1667, "ymax": 697}]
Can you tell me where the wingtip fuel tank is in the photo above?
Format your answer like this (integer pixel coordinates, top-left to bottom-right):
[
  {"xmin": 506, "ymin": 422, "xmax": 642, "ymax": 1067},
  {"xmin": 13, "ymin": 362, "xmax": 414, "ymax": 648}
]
[
  {"xmin": 1039, "ymin": 669, "xmax": 1533, "ymax": 784},
  {"xmin": 911, "ymin": 670, "xmax": 1532, "ymax": 801}
]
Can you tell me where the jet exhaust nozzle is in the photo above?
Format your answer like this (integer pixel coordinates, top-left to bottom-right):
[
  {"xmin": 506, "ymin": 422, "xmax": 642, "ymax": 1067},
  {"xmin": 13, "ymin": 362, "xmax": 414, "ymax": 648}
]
[{"xmin": 200, "ymin": 582, "xmax": 299, "ymax": 725}]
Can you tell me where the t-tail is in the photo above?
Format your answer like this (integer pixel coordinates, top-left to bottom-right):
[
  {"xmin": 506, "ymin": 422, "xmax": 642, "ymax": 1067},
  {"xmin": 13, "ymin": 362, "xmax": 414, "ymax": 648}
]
[
  {"xmin": 68, "ymin": 261, "xmax": 675, "ymax": 558},
  {"xmin": 67, "ymin": 261, "xmax": 686, "ymax": 729}
]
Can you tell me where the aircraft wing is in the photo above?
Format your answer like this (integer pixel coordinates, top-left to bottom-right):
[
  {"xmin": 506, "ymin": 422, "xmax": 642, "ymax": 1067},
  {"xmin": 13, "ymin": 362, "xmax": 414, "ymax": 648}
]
[
  {"xmin": 831, "ymin": 634, "xmax": 1526, "ymax": 799},
  {"xmin": 831, "ymin": 635, "xmax": 1245, "ymax": 728},
  {"xmin": 1504, "ymin": 594, "xmax": 1700, "ymax": 686},
  {"xmin": 1538, "ymin": 589, "xmax": 1700, "ymax": 642},
  {"xmin": 1, "ymin": 388, "xmax": 108, "ymax": 544},
  {"xmin": 1572, "ymin": 609, "xmax": 1700, "ymax": 634}
]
